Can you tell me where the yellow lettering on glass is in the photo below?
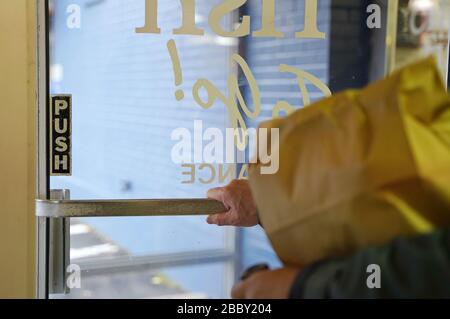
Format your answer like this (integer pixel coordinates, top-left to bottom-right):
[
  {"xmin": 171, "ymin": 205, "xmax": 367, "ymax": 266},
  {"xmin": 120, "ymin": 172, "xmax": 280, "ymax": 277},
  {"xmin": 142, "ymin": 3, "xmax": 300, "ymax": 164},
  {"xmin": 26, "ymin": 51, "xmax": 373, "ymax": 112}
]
[
  {"xmin": 209, "ymin": 0, "xmax": 250, "ymax": 37},
  {"xmin": 136, "ymin": 0, "xmax": 161, "ymax": 34},
  {"xmin": 191, "ymin": 50, "xmax": 331, "ymax": 148},
  {"xmin": 137, "ymin": 0, "xmax": 325, "ymax": 39},
  {"xmin": 174, "ymin": 0, "xmax": 205, "ymax": 35},
  {"xmin": 273, "ymin": 64, "xmax": 332, "ymax": 118},
  {"xmin": 296, "ymin": 0, "xmax": 326, "ymax": 39},
  {"xmin": 199, "ymin": 164, "xmax": 216, "ymax": 184},
  {"xmin": 192, "ymin": 53, "xmax": 260, "ymax": 150},
  {"xmin": 181, "ymin": 164, "xmax": 195, "ymax": 184},
  {"xmin": 253, "ymin": 0, "xmax": 284, "ymax": 38},
  {"xmin": 135, "ymin": 0, "xmax": 331, "ymax": 184}
]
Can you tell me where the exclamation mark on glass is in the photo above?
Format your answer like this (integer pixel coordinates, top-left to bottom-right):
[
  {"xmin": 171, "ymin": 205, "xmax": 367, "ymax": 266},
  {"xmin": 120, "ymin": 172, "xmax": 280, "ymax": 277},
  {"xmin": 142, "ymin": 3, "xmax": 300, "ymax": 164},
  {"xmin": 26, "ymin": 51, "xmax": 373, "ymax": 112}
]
[{"xmin": 167, "ymin": 39, "xmax": 185, "ymax": 101}]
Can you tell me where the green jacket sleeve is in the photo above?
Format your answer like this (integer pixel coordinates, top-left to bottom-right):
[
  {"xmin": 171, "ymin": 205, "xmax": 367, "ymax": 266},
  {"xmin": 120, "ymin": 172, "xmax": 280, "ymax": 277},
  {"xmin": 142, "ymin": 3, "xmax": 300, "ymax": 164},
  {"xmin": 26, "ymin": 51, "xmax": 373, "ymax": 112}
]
[{"xmin": 289, "ymin": 228, "xmax": 450, "ymax": 299}]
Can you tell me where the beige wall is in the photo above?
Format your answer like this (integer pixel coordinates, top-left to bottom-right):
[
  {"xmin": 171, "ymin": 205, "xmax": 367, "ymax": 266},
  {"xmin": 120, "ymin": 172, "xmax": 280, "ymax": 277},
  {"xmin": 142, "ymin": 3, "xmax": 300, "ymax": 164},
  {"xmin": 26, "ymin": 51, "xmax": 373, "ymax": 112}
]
[{"xmin": 0, "ymin": 0, "xmax": 37, "ymax": 298}]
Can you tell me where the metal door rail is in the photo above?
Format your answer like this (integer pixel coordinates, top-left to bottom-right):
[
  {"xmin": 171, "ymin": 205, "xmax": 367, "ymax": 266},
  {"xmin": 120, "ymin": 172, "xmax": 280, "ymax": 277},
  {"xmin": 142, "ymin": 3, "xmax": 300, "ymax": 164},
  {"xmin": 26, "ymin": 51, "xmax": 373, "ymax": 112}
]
[
  {"xmin": 36, "ymin": 199, "xmax": 226, "ymax": 218},
  {"xmin": 75, "ymin": 249, "xmax": 235, "ymax": 276}
]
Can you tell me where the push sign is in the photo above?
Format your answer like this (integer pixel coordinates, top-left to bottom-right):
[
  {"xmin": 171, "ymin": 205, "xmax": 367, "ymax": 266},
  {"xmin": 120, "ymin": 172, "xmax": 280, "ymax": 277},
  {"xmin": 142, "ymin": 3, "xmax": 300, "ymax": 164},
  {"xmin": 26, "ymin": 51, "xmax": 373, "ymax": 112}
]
[{"xmin": 50, "ymin": 95, "xmax": 72, "ymax": 176}]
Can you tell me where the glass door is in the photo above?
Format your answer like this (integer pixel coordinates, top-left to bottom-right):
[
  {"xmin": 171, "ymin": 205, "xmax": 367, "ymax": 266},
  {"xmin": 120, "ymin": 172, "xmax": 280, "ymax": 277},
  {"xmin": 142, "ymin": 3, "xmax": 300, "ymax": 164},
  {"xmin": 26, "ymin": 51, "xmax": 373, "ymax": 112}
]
[{"xmin": 36, "ymin": 0, "xmax": 450, "ymax": 299}]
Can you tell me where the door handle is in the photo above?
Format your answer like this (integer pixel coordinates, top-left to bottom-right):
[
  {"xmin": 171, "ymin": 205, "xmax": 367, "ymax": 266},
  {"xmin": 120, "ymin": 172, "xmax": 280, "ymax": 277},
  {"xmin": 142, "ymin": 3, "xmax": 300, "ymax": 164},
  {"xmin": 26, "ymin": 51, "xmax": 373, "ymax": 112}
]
[{"xmin": 36, "ymin": 199, "xmax": 227, "ymax": 218}]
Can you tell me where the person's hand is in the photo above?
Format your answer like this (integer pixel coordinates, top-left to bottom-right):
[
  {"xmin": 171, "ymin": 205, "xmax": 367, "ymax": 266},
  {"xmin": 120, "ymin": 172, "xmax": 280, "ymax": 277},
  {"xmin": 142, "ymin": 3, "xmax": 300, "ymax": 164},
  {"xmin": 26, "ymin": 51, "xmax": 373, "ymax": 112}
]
[
  {"xmin": 231, "ymin": 267, "xmax": 300, "ymax": 299},
  {"xmin": 206, "ymin": 179, "xmax": 259, "ymax": 227}
]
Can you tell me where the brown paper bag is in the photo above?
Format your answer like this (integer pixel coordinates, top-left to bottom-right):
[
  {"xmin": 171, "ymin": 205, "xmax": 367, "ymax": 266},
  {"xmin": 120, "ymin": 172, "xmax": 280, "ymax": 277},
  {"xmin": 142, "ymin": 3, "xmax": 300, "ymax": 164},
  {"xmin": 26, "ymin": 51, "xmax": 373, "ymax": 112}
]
[{"xmin": 249, "ymin": 57, "xmax": 450, "ymax": 267}]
